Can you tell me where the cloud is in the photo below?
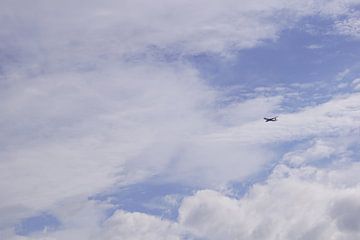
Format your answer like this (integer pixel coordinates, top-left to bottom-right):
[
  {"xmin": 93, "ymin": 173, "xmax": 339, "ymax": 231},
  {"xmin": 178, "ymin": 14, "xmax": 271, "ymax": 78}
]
[
  {"xmin": 282, "ymin": 139, "xmax": 337, "ymax": 166},
  {"xmin": 4, "ymin": 199, "xmax": 110, "ymax": 240},
  {"xmin": 1, "ymin": 0, "xmax": 359, "ymax": 68},
  {"xmin": 2, "ymin": 0, "xmax": 360, "ymax": 239},
  {"xmin": 0, "ymin": 62, "xmax": 217, "ymax": 222},
  {"xmin": 216, "ymin": 96, "xmax": 283, "ymax": 126},
  {"xmin": 336, "ymin": 68, "xmax": 351, "ymax": 81},
  {"xmin": 205, "ymin": 92, "xmax": 360, "ymax": 144},
  {"xmin": 178, "ymin": 162, "xmax": 360, "ymax": 240},
  {"xmin": 0, "ymin": 60, "xmax": 282, "ymax": 237},
  {"xmin": 352, "ymin": 78, "xmax": 360, "ymax": 90},
  {"xmin": 3, "ymin": 86, "xmax": 360, "ymax": 237},
  {"xmin": 8, "ymin": 208, "xmax": 183, "ymax": 240},
  {"xmin": 306, "ymin": 44, "xmax": 323, "ymax": 49},
  {"xmin": 97, "ymin": 210, "xmax": 181, "ymax": 240},
  {"xmin": 9, "ymin": 161, "xmax": 360, "ymax": 240},
  {"xmin": 163, "ymin": 138, "xmax": 275, "ymax": 187},
  {"xmin": 335, "ymin": 13, "xmax": 360, "ymax": 39}
]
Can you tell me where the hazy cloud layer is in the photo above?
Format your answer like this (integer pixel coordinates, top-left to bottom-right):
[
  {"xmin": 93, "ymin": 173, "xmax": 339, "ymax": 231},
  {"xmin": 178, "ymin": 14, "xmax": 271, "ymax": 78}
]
[
  {"xmin": 1, "ymin": 0, "xmax": 359, "ymax": 67},
  {"xmin": 1, "ymin": 0, "xmax": 360, "ymax": 239}
]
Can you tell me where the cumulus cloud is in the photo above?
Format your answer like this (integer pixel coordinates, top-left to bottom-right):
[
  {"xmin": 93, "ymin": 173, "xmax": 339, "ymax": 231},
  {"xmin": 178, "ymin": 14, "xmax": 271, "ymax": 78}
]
[
  {"xmin": 98, "ymin": 210, "xmax": 181, "ymax": 240},
  {"xmin": 178, "ymin": 163, "xmax": 360, "ymax": 240},
  {"xmin": 10, "ymin": 161, "xmax": 360, "ymax": 240}
]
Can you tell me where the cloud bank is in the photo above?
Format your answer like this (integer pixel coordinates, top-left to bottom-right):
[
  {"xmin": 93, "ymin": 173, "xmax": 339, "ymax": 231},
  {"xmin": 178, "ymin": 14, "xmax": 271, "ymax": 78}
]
[{"xmin": 1, "ymin": 0, "xmax": 360, "ymax": 239}]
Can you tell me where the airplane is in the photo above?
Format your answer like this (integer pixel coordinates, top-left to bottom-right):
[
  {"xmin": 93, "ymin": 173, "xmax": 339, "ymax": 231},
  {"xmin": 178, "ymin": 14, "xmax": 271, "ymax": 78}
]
[{"xmin": 264, "ymin": 116, "xmax": 278, "ymax": 122}]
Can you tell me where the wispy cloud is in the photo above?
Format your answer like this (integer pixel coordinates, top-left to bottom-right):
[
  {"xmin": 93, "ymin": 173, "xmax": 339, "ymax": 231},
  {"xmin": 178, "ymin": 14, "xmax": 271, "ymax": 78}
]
[
  {"xmin": 306, "ymin": 44, "xmax": 323, "ymax": 49},
  {"xmin": 335, "ymin": 13, "xmax": 360, "ymax": 39},
  {"xmin": 2, "ymin": 0, "xmax": 360, "ymax": 239}
]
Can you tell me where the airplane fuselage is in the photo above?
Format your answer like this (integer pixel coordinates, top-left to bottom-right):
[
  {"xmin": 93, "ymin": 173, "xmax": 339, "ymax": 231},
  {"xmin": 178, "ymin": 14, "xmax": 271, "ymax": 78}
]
[{"xmin": 264, "ymin": 117, "xmax": 277, "ymax": 122}]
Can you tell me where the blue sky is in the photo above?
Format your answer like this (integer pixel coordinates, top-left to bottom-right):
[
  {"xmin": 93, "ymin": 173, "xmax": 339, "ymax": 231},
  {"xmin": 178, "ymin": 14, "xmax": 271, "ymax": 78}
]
[{"xmin": 1, "ymin": 1, "xmax": 360, "ymax": 239}]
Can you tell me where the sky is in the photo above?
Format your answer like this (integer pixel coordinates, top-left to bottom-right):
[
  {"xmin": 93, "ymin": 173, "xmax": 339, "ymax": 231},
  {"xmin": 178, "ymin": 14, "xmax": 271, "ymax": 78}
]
[{"xmin": 1, "ymin": 0, "xmax": 360, "ymax": 239}]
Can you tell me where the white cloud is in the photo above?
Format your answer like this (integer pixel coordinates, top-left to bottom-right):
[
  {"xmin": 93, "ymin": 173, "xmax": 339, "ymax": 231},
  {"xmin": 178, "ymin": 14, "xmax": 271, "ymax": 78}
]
[
  {"xmin": 0, "ymin": 61, "xmax": 281, "ymax": 236},
  {"xmin": 352, "ymin": 78, "xmax": 360, "ymax": 90},
  {"xmin": 283, "ymin": 139, "xmax": 337, "ymax": 166},
  {"xmin": 11, "ymin": 208, "xmax": 183, "ymax": 240},
  {"xmin": 306, "ymin": 44, "xmax": 323, "ymax": 49},
  {"xmin": 97, "ymin": 210, "xmax": 181, "ymax": 240},
  {"xmin": 205, "ymin": 92, "xmax": 360, "ymax": 144},
  {"xmin": 335, "ymin": 14, "xmax": 360, "ymax": 38},
  {"xmin": 0, "ymin": 62, "xmax": 217, "ymax": 221},
  {"xmin": 178, "ymin": 163, "xmax": 360, "ymax": 240},
  {"xmin": 4, "ymin": 199, "xmax": 111, "ymax": 240},
  {"xmin": 164, "ymin": 138, "xmax": 275, "ymax": 187},
  {"xmin": 8, "ymin": 160, "xmax": 360, "ymax": 240},
  {"xmin": 0, "ymin": 0, "xmax": 359, "ymax": 66},
  {"xmin": 336, "ymin": 68, "xmax": 351, "ymax": 81},
  {"xmin": 216, "ymin": 96, "xmax": 283, "ymax": 126},
  {"xmin": 2, "ymin": 0, "xmax": 360, "ymax": 239}
]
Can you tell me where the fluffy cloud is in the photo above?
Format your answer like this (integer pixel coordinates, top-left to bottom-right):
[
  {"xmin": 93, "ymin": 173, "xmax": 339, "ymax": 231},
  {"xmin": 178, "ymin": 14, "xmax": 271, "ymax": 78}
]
[
  {"xmin": 10, "ymin": 161, "xmax": 360, "ymax": 240},
  {"xmin": 178, "ymin": 163, "xmax": 360, "ymax": 240},
  {"xmin": 98, "ymin": 210, "xmax": 181, "ymax": 240}
]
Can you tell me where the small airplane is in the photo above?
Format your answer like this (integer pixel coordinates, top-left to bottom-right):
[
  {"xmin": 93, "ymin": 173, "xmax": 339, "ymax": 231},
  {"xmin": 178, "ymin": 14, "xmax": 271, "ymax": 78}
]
[{"xmin": 264, "ymin": 116, "xmax": 278, "ymax": 122}]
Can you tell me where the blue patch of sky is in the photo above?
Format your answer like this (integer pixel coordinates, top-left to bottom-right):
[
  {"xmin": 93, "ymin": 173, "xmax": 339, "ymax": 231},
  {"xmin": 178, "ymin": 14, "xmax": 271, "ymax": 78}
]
[
  {"xmin": 228, "ymin": 164, "xmax": 276, "ymax": 198},
  {"xmin": 91, "ymin": 182, "xmax": 195, "ymax": 221},
  {"xmin": 190, "ymin": 17, "xmax": 360, "ymax": 89},
  {"xmin": 15, "ymin": 213, "xmax": 61, "ymax": 236},
  {"xmin": 348, "ymin": 143, "xmax": 360, "ymax": 163},
  {"xmin": 187, "ymin": 17, "xmax": 360, "ymax": 113}
]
